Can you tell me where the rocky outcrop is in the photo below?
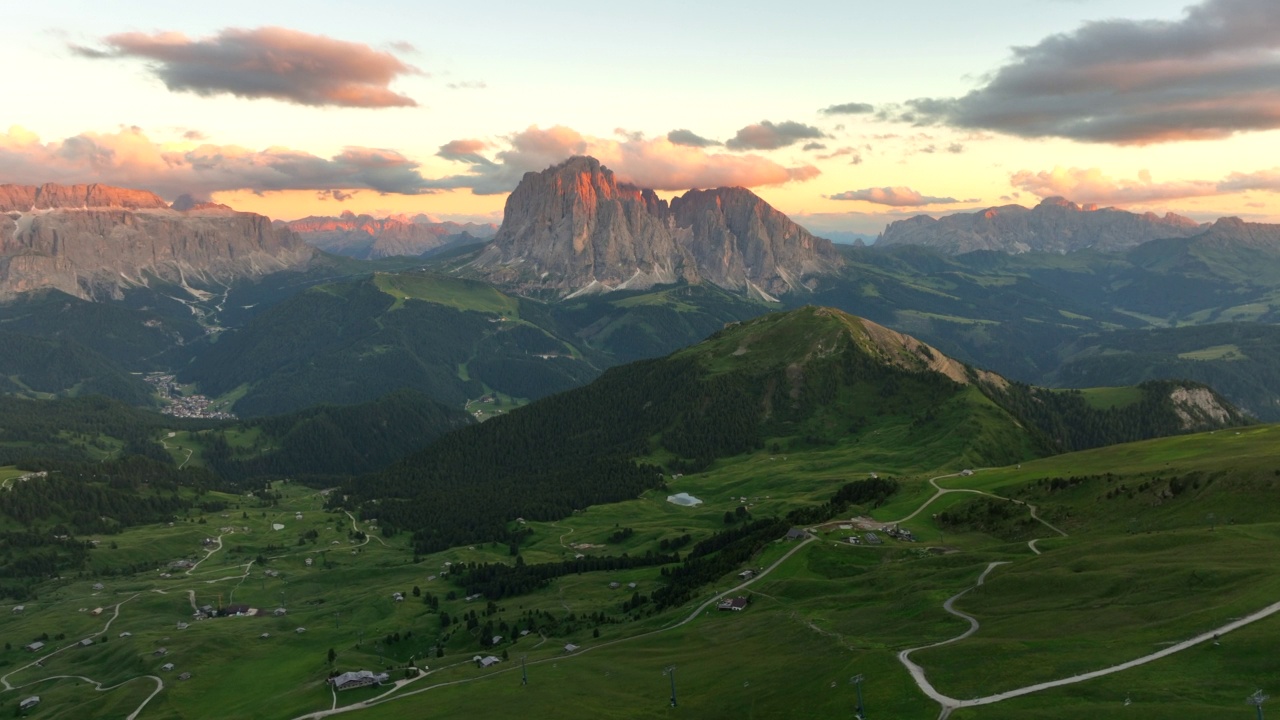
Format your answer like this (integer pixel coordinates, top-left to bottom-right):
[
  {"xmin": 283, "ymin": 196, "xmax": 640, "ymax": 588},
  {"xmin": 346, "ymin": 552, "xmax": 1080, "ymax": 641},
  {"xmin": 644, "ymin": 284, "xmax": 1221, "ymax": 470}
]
[
  {"xmin": 1169, "ymin": 385, "xmax": 1241, "ymax": 430},
  {"xmin": 472, "ymin": 156, "xmax": 843, "ymax": 298},
  {"xmin": 286, "ymin": 212, "xmax": 497, "ymax": 259},
  {"xmin": 0, "ymin": 183, "xmax": 313, "ymax": 300},
  {"xmin": 877, "ymin": 197, "xmax": 1205, "ymax": 254}
]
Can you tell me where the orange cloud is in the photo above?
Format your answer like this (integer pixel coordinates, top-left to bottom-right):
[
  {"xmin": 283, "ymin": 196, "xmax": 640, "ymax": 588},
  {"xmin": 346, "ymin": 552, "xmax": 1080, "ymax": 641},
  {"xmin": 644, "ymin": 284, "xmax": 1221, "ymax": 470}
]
[
  {"xmin": 0, "ymin": 126, "xmax": 435, "ymax": 198},
  {"xmin": 1010, "ymin": 167, "xmax": 1219, "ymax": 205},
  {"xmin": 427, "ymin": 125, "xmax": 820, "ymax": 194},
  {"xmin": 71, "ymin": 26, "xmax": 420, "ymax": 108}
]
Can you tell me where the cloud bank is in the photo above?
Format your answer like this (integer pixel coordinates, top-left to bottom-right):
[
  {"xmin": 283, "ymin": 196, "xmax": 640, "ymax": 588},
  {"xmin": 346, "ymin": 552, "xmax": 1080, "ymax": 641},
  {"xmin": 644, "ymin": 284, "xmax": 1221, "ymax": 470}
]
[
  {"xmin": 72, "ymin": 26, "xmax": 420, "ymax": 108},
  {"xmin": 1012, "ymin": 165, "xmax": 1280, "ymax": 206},
  {"xmin": 889, "ymin": 0, "xmax": 1280, "ymax": 144},
  {"xmin": 0, "ymin": 126, "xmax": 435, "ymax": 198},
  {"xmin": 431, "ymin": 125, "xmax": 820, "ymax": 194}
]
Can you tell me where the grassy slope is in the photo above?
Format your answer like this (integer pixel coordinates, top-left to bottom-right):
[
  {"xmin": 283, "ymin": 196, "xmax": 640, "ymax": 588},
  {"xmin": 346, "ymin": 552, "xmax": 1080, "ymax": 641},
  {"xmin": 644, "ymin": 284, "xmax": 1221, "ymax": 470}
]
[{"xmin": 3, "ymin": 425, "xmax": 1279, "ymax": 718}]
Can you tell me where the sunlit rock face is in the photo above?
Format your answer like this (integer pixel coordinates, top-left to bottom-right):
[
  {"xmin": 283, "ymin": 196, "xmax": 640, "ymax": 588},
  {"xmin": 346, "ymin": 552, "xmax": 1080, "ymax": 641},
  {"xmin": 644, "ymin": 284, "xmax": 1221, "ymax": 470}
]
[
  {"xmin": 0, "ymin": 183, "xmax": 313, "ymax": 300},
  {"xmin": 473, "ymin": 156, "xmax": 842, "ymax": 299}
]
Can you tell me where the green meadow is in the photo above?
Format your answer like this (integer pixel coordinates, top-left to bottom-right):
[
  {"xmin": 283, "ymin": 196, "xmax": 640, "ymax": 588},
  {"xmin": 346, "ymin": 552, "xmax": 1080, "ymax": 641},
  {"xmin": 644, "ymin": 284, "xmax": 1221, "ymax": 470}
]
[{"xmin": 3, "ymin": 427, "xmax": 1280, "ymax": 718}]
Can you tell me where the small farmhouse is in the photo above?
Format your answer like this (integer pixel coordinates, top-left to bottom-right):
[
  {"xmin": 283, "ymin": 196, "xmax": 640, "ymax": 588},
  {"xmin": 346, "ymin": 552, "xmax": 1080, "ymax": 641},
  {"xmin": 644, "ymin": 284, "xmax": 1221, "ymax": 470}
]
[
  {"xmin": 330, "ymin": 670, "xmax": 390, "ymax": 691},
  {"xmin": 24, "ymin": 641, "xmax": 43, "ymax": 652},
  {"xmin": 19, "ymin": 697, "xmax": 39, "ymax": 711}
]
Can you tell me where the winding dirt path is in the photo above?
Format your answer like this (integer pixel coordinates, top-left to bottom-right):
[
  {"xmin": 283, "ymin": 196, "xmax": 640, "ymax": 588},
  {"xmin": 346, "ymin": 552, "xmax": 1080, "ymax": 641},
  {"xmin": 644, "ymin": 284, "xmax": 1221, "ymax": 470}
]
[{"xmin": 1, "ymin": 595, "xmax": 163, "ymax": 719}]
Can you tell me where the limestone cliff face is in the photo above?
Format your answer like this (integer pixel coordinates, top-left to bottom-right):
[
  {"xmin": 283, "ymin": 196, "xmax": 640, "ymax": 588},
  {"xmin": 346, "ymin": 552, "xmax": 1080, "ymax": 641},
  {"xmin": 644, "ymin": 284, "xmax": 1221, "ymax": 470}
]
[
  {"xmin": 670, "ymin": 188, "xmax": 843, "ymax": 299},
  {"xmin": 0, "ymin": 183, "xmax": 313, "ymax": 300},
  {"xmin": 473, "ymin": 156, "xmax": 694, "ymax": 296},
  {"xmin": 286, "ymin": 212, "xmax": 497, "ymax": 259},
  {"xmin": 473, "ymin": 156, "xmax": 842, "ymax": 298},
  {"xmin": 877, "ymin": 197, "xmax": 1205, "ymax": 254}
]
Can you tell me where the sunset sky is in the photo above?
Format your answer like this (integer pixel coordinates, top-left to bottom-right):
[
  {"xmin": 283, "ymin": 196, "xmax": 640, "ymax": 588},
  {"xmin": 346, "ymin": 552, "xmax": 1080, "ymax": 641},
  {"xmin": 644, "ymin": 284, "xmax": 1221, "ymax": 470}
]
[{"xmin": 5, "ymin": 0, "xmax": 1280, "ymax": 237}]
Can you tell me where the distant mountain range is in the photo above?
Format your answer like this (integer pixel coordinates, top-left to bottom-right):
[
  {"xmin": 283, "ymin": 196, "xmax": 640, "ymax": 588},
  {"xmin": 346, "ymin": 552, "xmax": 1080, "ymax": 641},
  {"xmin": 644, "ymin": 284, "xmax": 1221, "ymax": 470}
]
[
  {"xmin": 0, "ymin": 183, "xmax": 312, "ymax": 300},
  {"xmin": 283, "ymin": 211, "xmax": 497, "ymax": 260},
  {"xmin": 470, "ymin": 156, "xmax": 843, "ymax": 300},
  {"xmin": 877, "ymin": 197, "xmax": 1207, "ymax": 254}
]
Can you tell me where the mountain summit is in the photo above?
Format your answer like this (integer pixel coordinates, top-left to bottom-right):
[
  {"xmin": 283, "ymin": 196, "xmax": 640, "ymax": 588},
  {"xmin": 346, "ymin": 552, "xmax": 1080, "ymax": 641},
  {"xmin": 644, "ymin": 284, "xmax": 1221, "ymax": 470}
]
[
  {"xmin": 470, "ymin": 156, "xmax": 842, "ymax": 299},
  {"xmin": 877, "ymin": 197, "xmax": 1205, "ymax": 254}
]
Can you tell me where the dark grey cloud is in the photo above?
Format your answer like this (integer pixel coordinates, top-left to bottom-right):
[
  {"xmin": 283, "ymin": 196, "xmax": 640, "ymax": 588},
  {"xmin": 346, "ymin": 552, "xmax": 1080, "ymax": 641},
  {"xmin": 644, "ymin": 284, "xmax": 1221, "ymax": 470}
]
[
  {"xmin": 71, "ymin": 26, "xmax": 420, "ymax": 108},
  {"xmin": 820, "ymin": 102, "xmax": 874, "ymax": 115},
  {"xmin": 667, "ymin": 129, "xmax": 720, "ymax": 148},
  {"xmin": 725, "ymin": 120, "xmax": 827, "ymax": 150},
  {"xmin": 886, "ymin": 0, "xmax": 1280, "ymax": 144},
  {"xmin": 802, "ymin": 142, "xmax": 827, "ymax": 151},
  {"xmin": 828, "ymin": 186, "xmax": 960, "ymax": 207}
]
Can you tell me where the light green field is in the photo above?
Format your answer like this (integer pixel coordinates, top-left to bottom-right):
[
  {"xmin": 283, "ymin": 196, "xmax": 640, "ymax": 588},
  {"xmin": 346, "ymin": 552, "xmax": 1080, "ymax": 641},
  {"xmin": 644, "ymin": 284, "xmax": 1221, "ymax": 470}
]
[
  {"xmin": 1176, "ymin": 343, "xmax": 1246, "ymax": 361},
  {"xmin": 373, "ymin": 272, "xmax": 519, "ymax": 316},
  {"xmin": 1072, "ymin": 386, "xmax": 1144, "ymax": 410},
  {"xmin": 463, "ymin": 392, "xmax": 528, "ymax": 422}
]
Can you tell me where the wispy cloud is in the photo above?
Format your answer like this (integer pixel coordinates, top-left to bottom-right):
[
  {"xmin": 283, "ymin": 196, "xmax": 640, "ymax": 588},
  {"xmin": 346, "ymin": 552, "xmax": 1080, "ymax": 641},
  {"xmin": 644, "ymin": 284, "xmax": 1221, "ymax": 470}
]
[
  {"xmin": 828, "ymin": 186, "xmax": 961, "ymax": 206},
  {"xmin": 884, "ymin": 0, "xmax": 1280, "ymax": 145},
  {"xmin": 70, "ymin": 26, "xmax": 420, "ymax": 108}
]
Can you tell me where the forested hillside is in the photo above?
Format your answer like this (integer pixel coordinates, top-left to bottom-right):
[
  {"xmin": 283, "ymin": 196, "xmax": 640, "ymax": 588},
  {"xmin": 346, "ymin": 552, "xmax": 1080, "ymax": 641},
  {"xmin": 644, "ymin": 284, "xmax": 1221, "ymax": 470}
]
[{"xmin": 338, "ymin": 307, "xmax": 1241, "ymax": 555}]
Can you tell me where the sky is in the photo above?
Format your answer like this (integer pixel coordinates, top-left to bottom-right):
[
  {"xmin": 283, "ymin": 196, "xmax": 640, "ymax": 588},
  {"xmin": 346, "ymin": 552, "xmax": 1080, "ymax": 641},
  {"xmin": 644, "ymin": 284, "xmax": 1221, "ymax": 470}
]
[{"xmin": 5, "ymin": 0, "xmax": 1280, "ymax": 237}]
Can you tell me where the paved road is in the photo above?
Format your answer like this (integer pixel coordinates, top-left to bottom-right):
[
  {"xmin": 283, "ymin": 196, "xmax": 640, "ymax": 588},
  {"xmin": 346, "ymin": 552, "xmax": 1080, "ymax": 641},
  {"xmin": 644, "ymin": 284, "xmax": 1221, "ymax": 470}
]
[{"xmin": 892, "ymin": 469, "xmax": 1279, "ymax": 718}]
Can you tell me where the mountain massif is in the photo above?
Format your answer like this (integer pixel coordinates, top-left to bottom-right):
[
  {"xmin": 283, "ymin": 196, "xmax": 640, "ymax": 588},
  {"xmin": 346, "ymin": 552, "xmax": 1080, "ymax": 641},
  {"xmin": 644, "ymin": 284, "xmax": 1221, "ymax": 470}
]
[
  {"xmin": 470, "ymin": 156, "xmax": 843, "ymax": 299},
  {"xmin": 877, "ymin": 197, "xmax": 1205, "ymax": 254},
  {"xmin": 0, "ymin": 183, "xmax": 313, "ymax": 300},
  {"xmin": 285, "ymin": 211, "xmax": 497, "ymax": 260}
]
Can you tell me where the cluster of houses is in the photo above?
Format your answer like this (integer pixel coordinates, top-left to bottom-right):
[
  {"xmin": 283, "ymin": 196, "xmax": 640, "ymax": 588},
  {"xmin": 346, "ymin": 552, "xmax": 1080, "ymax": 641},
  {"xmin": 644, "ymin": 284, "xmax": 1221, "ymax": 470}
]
[{"xmin": 192, "ymin": 603, "xmax": 267, "ymax": 620}]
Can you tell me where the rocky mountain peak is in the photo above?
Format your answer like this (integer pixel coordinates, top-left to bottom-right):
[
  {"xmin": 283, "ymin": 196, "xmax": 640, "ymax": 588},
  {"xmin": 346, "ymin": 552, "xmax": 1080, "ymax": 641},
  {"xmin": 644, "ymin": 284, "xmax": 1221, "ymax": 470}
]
[{"xmin": 471, "ymin": 156, "xmax": 842, "ymax": 299}]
